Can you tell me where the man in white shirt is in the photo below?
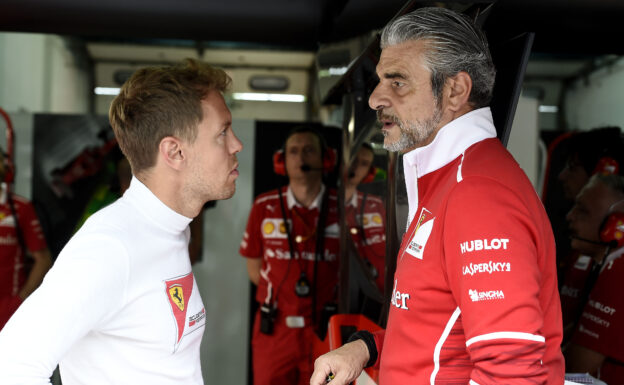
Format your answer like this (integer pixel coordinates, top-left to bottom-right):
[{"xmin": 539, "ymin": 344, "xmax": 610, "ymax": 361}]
[{"xmin": 0, "ymin": 59, "xmax": 243, "ymax": 385}]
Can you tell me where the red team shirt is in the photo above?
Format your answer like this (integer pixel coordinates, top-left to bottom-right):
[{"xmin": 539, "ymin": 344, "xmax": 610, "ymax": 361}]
[
  {"xmin": 572, "ymin": 248, "xmax": 624, "ymax": 384},
  {"xmin": 559, "ymin": 253, "xmax": 593, "ymax": 341},
  {"xmin": 345, "ymin": 191, "xmax": 386, "ymax": 292},
  {"xmin": 240, "ymin": 185, "xmax": 339, "ymax": 320},
  {"xmin": 0, "ymin": 193, "xmax": 47, "ymax": 297},
  {"xmin": 373, "ymin": 108, "xmax": 564, "ymax": 384}
]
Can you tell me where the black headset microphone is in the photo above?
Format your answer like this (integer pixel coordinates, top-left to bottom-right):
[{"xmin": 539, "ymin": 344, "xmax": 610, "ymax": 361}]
[
  {"xmin": 570, "ymin": 235, "xmax": 619, "ymax": 249},
  {"xmin": 300, "ymin": 164, "xmax": 324, "ymax": 172}
]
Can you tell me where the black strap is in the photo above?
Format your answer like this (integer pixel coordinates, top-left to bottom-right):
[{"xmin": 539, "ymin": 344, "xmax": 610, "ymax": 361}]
[
  {"xmin": 277, "ymin": 187, "xmax": 298, "ymax": 265},
  {"xmin": 347, "ymin": 330, "xmax": 378, "ymax": 368},
  {"xmin": 312, "ymin": 188, "xmax": 330, "ymax": 326},
  {"xmin": 272, "ymin": 187, "xmax": 295, "ymax": 306},
  {"xmin": 6, "ymin": 190, "xmax": 28, "ymax": 257},
  {"xmin": 275, "ymin": 186, "xmax": 329, "ymax": 327}
]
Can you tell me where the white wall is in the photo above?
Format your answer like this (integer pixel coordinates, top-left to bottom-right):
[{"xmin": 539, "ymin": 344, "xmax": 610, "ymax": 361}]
[
  {"xmin": 565, "ymin": 56, "xmax": 624, "ymax": 130},
  {"xmin": 194, "ymin": 118, "xmax": 254, "ymax": 385},
  {"xmin": 94, "ymin": 62, "xmax": 309, "ymax": 121},
  {"xmin": 507, "ymin": 94, "xmax": 540, "ymax": 188},
  {"xmin": 0, "ymin": 32, "xmax": 89, "ymax": 114}
]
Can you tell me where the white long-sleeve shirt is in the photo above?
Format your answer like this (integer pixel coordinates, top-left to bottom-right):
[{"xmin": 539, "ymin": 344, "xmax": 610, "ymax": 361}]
[{"xmin": 0, "ymin": 177, "xmax": 206, "ymax": 385}]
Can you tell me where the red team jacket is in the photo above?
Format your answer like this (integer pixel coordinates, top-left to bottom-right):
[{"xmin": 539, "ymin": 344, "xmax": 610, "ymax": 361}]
[
  {"xmin": 373, "ymin": 108, "xmax": 564, "ymax": 384},
  {"xmin": 559, "ymin": 253, "xmax": 593, "ymax": 342},
  {"xmin": 0, "ymin": 194, "xmax": 47, "ymax": 297},
  {"xmin": 572, "ymin": 248, "xmax": 624, "ymax": 384},
  {"xmin": 0, "ymin": 193, "xmax": 48, "ymax": 328},
  {"xmin": 240, "ymin": 186, "xmax": 340, "ymax": 320}
]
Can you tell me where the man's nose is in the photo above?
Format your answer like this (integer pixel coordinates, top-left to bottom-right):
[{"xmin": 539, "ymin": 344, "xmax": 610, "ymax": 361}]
[
  {"xmin": 368, "ymin": 83, "xmax": 389, "ymax": 111},
  {"xmin": 231, "ymin": 133, "xmax": 243, "ymax": 154}
]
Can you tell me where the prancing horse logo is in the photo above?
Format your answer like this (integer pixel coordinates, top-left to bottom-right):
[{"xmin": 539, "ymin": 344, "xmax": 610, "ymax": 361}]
[{"xmin": 168, "ymin": 285, "xmax": 185, "ymax": 311}]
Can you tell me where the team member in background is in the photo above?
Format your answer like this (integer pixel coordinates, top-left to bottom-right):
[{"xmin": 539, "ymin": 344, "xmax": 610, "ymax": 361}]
[
  {"xmin": 311, "ymin": 7, "xmax": 564, "ymax": 385},
  {"xmin": 564, "ymin": 175, "xmax": 624, "ymax": 384},
  {"xmin": 240, "ymin": 125, "xmax": 339, "ymax": 385},
  {"xmin": 0, "ymin": 59, "xmax": 242, "ymax": 384},
  {"xmin": 344, "ymin": 143, "xmax": 386, "ymax": 292},
  {"xmin": 554, "ymin": 126, "xmax": 624, "ymax": 280},
  {"xmin": 560, "ymin": 174, "xmax": 624, "ymax": 344},
  {"xmin": 0, "ymin": 150, "xmax": 52, "ymax": 330},
  {"xmin": 558, "ymin": 126, "xmax": 624, "ymax": 202}
]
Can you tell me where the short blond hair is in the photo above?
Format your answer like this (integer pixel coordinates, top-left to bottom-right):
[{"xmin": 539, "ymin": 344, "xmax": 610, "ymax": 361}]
[{"xmin": 109, "ymin": 59, "xmax": 231, "ymax": 174}]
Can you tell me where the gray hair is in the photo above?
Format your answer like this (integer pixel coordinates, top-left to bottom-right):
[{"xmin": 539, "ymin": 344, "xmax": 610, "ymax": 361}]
[{"xmin": 380, "ymin": 7, "xmax": 496, "ymax": 108}]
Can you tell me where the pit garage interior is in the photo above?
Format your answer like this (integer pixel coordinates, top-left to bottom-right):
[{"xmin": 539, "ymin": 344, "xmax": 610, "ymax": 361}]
[{"xmin": 2, "ymin": 0, "xmax": 624, "ymax": 384}]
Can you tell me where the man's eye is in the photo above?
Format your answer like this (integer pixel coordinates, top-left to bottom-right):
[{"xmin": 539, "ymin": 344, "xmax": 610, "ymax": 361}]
[{"xmin": 392, "ymin": 81, "xmax": 405, "ymax": 88}]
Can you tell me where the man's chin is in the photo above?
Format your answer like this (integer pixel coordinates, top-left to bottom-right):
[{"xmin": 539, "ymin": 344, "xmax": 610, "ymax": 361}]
[{"xmin": 209, "ymin": 185, "xmax": 236, "ymax": 201}]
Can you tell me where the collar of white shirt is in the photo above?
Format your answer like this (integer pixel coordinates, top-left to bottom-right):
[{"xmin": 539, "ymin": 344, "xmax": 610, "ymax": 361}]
[{"xmin": 286, "ymin": 184, "xmax": 326, "ymax": 210}]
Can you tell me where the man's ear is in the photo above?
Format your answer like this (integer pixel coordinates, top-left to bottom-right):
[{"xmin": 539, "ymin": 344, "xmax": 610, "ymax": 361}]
[
  {"xmin": 159, "ymin": 136, "xmax": 185, "ymax": 171},
  {"xmin": 445, "ymin": 71, "xmax": 472, "ymax": 112}
]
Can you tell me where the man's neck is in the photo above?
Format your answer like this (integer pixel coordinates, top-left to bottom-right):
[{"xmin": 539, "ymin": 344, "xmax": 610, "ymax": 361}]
[
  {"xmin": 289, "ymin": 178, "xmax": 322, "ymax": 208},
  {"xmin": 345, "ymin": 184, "xmax": 356, "ymax": 204},
  {"xmin": 137, "ymin": 171, "xmax": 198, "ymax": 218}
]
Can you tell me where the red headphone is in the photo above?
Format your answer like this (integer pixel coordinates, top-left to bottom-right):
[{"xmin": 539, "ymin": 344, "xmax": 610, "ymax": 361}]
[
  {"xmin": 273, "ymin": 147, "xmax": 336, "ymax": 176},
  {"xmin": 593, "ymin": 156, "xmax": 620, "ymax": 176},
  {"xmin": 361, "ymin": 166, "xmax": 378, "ymax": 184},
  {"xmin": 0, "ymin": 107, "xmax": 15, "ymax": 184},
  {"xmin": 600, "ymin": 211, "xmax": 624, "ymax": 249}
]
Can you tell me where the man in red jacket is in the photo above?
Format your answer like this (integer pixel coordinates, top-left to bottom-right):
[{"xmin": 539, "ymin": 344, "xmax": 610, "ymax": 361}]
[
  {"xmin": 0, "ymin": 150, "xmax": 51, "ymax": 330},
  {"xmin": 241, "ymin": 126, "xmax": 339, "ymax": 385},
  {"xmin": 311, "ymin": 6, "xmax": 564, "ymax": 385}
]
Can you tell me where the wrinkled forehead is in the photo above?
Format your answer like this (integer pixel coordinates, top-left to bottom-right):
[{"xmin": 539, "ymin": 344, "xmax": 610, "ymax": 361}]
[{"xmin": 377, "ymin": 40, "xmax": 429, "ymax": 75}]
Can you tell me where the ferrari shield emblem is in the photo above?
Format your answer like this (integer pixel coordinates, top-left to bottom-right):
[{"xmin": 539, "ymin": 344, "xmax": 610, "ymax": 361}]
[
  {"xmin": 168, "ymin": 285, "xmax": 185, "ymax": 311},
  {"xmin": 165, "ymin": 273, "xmax": 195, "ymax": 347}
]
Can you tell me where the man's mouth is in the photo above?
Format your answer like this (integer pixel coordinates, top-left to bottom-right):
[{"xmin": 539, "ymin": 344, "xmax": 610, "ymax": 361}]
[{"xmin": 377, "ymin": 111, "xmax": 399, "ymax": 131}]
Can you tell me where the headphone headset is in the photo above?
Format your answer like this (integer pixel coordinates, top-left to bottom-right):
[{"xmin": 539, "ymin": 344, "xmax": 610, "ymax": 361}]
[
  {"xmin": 0, "ymin": 107, "xmax": 15, "ymax": 185},
  {"xmin": 592, "ymin": 156, "xmax": 620, "ymax": 176},
  {"xmin": 361, "ymin": 166, "xmax": 378, "ymax": 184},
  {"xmin": 272, "ymin": 127, "xmax": 336, "ymax": 176},
  {"xmin": 599, "ymin": 210, "xmax": 624, "ymax": 249}
]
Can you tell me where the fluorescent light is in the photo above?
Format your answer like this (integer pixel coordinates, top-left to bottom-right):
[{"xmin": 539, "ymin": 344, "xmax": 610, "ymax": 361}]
[
  {"xmin": 232, "ymin": 92, "xmax": 306, "ymax": 103},
  {"xmin": 538, "ymin": 105, "xmax": 558, "ymax": 113},
  {"xmin": 318, "ymin": 66, "xmax": 349, "ymax": 78},
  {"xmin": 94, "ymin": 87, "xmax": 120, "ymax": 96},
  {"xmin": 328, "ymin": 66, "xmax": 349, "ymax": 76}
]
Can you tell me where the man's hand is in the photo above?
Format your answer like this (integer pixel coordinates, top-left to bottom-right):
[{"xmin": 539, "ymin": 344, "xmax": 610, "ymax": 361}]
[{"xmin": 310, "ymin": 339, "xmax": 369, "ymax": 385}]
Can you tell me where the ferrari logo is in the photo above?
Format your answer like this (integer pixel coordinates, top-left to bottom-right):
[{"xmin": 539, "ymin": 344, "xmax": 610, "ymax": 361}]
[{"xmin": 168, "ymin": 285, "xmax": 185, "ymax": 311}]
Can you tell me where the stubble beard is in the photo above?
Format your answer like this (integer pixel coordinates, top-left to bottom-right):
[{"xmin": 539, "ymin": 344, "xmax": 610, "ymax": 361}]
[{"xmin": 380, "ymin": 107, "xmax": 443, "ymax": 153}]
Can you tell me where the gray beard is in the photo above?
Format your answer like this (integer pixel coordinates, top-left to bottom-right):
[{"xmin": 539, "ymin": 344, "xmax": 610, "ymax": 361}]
[{"xmin": 383, "ymin": 107, "xmax": 442, "ymax": 153}]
